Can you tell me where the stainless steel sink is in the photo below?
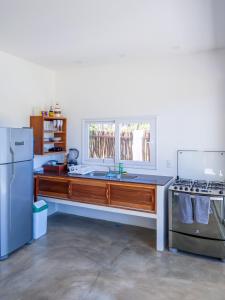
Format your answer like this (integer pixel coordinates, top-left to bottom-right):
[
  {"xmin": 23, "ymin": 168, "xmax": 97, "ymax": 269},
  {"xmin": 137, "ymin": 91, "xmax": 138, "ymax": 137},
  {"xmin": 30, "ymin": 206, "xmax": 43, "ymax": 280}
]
[
  {"xmin": 89, "ymin": 171, "xmax": 138, "ymax": 180},
  {"xmin": 120, "ymin": 174, "xmax": 138, "ymax": 180},
  {"xmin": 90, "ymin": 171, "xmax": 108, "ymax": 177}
]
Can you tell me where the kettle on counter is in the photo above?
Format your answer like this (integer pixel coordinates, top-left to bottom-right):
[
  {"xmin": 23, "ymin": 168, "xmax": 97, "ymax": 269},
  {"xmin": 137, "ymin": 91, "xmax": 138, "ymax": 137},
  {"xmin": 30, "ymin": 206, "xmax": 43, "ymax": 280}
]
[{"xmin": 67, "ymin": 148, "xmax": 79, "ymax": 167}]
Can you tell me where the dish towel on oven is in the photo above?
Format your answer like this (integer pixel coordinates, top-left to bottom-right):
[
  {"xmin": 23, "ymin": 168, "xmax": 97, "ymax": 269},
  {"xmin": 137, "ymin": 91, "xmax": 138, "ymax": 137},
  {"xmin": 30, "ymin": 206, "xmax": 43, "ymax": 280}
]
[
  {"xmin": 193, "ymin": 196, "xmax": 210, "ymax": 224},
  {"xmin": 178, "ymin": 193, "xmax": 193, "ymax": 224}
]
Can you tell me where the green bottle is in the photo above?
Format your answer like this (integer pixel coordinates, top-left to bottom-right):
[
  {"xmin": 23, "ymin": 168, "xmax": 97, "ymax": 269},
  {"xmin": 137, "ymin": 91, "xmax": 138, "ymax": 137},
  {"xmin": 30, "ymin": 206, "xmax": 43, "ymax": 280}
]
[{"xmin": 119, "ymin": 163, "xmax": 124, "ymax": 174}]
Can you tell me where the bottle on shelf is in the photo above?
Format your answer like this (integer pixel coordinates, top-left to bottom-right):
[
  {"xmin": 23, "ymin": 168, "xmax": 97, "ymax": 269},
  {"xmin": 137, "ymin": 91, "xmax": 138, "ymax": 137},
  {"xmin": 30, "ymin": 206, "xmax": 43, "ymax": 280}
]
[{"xmin": 49, "ymin": 106, "xmax": 54, "ymax": 117}]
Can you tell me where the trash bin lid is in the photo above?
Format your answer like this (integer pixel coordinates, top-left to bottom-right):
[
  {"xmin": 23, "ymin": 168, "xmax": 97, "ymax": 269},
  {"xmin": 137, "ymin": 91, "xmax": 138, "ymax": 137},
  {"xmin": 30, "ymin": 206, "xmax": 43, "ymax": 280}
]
[{"xmin": 33, "ymin": 200, "xmax": 48, "ymax": 213}]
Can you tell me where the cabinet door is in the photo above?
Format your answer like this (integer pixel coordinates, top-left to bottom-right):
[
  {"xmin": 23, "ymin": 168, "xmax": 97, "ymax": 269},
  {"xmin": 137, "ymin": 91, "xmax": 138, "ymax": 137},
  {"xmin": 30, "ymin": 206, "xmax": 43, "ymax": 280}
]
[
  {"xmin": 38, "ymin": 176, "xmax": 69, "ymax": 199},
  {"xmin": 70, "ymin": 178, "xmax": 108, "ymax": 205},
  {"xmin": 109, "ymin": 182, "xmax": 156, "ymax": 213}
]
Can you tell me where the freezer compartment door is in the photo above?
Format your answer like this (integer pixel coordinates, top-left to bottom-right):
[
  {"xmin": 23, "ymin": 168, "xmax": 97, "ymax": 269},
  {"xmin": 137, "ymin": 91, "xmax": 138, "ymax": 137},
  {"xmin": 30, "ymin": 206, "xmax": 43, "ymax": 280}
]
[
  {"xmin": 169, "ymin": 191, "xmax": 225, "ymax": 240},
  {"xmin": 0, "ymin": 160, "xmax": 33, "ymax": 257},
  {"xmin": 0, "ymin": 128, "xmax": 33, "ymax": 164}
]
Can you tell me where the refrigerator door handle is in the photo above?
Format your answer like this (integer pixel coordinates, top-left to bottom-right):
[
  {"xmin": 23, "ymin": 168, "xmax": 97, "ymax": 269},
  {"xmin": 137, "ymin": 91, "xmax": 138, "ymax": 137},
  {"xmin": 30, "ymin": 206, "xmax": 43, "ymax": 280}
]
[
  {"xmin": 9, "ymin": 146, "xmax": 15, "ymax": 231},
  {"xmin": 9, "ymin": 130, "xmax": 14, "ymax": 162},
  {"xmin": 9, "ymin": 145, "xmax": 16, "ymax": 181},
  {"xmin": 9, "ymin": 143, "xmax": 15, "ymax": 178}
]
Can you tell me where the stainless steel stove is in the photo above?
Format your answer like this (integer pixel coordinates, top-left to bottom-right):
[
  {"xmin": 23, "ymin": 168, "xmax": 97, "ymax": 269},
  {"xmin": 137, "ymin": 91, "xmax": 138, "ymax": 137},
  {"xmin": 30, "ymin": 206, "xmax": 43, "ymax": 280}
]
[
  {"xmin": 169, "ymin": 150, "xmax": 225, "ymax": 261},
  {"xmin": 170, "ymin": 178, "xmax": 225, "ymax": 196}
]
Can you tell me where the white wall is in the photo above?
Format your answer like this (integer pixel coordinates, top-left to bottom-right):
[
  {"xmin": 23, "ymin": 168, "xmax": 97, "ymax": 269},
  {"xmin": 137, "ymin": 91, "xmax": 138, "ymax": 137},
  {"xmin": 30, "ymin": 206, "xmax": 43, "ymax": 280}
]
[
  {"xmin": 0, "ymin": 50, "xmax": 58, "ymax": 168},
  {"xmin": 55, "ymin": 51, "xmax": 225, "ymax": 176},
  {"xmin": 0, "ymin": 50, "xmax": 55, "ymax": 128},
  {"xmin": 1, "ymin": 48, "xmax": 224, "ymax": 177}
]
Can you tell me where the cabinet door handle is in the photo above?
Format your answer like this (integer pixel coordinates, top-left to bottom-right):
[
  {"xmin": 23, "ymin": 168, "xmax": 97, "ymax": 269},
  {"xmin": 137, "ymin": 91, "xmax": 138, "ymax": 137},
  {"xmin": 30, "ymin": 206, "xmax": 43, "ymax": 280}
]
[
  {"xmin": 68, "ymin": 182, "xmax": 72, "ymax": 197},
  {"xmin": 106, "ymin": 188, "xmax": 109, "ymax": 200}
]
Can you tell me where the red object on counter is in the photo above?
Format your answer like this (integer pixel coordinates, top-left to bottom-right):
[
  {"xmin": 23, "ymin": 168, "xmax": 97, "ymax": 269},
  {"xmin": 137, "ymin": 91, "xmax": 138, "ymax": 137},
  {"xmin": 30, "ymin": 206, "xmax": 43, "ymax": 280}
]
[{"xmin": 43, "ymin": 163, "xmax": 67, "ymax": 175}]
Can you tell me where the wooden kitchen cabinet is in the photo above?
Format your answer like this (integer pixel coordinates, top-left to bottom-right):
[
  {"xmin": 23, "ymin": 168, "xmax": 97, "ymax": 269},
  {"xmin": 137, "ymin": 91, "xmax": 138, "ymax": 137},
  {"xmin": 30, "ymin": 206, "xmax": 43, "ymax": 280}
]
[
  {"xmin": 37, "ymin": 176, "xmax": 70, "ymax": 199},
  {"xmin": 69, "ymin": 178, "xmax": 109, "ymax": 205},
  {"xmin": 35, "ymin": 175, "xmax": 156, "ymax": 214},
  {"xmin": 109, "ymin": 182, "xmax": 156, "ymax": 213}
]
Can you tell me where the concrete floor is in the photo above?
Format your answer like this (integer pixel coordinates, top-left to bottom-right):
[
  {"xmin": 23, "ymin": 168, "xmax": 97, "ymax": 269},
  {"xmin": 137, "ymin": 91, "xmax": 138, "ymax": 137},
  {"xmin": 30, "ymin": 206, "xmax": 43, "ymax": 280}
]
[{"xmin": 0, "ymin": 213, "xmax": 225, "ymax": 300}]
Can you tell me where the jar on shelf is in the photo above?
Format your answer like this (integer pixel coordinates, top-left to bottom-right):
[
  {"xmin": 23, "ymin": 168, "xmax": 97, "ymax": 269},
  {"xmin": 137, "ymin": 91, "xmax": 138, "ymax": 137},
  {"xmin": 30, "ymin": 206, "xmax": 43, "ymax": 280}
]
[{"xmin": 54, "ymin": 103, "xmax": 62, "ymax": 117}]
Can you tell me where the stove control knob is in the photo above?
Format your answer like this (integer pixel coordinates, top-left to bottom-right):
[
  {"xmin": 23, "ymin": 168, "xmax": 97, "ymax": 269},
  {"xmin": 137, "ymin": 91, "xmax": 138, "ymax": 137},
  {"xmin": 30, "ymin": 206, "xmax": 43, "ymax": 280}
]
[
  {"xmin": 185, "ymin": 187, "xmax": 188, "ymax": 191},
  {"xmin": 196, "ymin": 188, "xmax": 199, "ymax": 192},
  {"xmin": 219, "ymin": 190, "xmax": 223, "ymax": 195},
  {"xmin": 179, "ymin": 187, "xmax": 183, "ymax": 191},
  {"xmin": 190, "ymin": 188, "xmax": 194, "ymax": 192},
  {"xmin": 174, "ymin": 186, "xmax": 177, "ymax": 190}
]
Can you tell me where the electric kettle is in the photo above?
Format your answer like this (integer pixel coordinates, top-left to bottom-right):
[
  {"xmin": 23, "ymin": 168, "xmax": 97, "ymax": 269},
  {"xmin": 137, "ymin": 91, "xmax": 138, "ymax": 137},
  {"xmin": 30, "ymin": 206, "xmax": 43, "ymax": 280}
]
[{"xmin": 67, "ymin": 148, "xmax": 79, "ymax": 166}]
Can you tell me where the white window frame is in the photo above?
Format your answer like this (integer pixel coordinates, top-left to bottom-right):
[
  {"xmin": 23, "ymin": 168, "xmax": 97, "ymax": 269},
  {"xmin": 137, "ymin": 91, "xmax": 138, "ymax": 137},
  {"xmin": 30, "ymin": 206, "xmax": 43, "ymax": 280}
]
[
  {"xmin": 82, "ymin": 116, "xmax": 157, "ymax": 169},
  {"xmin": 82, "ymin": 119, "xmax": 115, "ymax": 166}
]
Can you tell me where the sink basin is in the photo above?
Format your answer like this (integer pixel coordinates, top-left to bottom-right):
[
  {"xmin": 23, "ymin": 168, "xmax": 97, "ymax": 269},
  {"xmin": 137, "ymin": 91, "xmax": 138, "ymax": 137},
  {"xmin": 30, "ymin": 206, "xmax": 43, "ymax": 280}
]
[
  {"xmin": 89, "ymin": 171, "xmax": 138, "ymax": 180},
  {"xmin": 90, "ymin": 171, "xmax": 108, "ymax": 177},
  {"xmin": 90, "ymin": 171, "xmax": 119, "ymax": 178},
  {"xmin": 120, "ymin": 174, "xmax": 138, "ymax": 180}
]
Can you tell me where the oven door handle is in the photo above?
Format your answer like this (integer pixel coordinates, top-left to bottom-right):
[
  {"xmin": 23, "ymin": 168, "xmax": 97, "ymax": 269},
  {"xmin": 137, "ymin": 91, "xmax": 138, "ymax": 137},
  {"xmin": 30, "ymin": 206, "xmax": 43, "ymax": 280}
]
[
  {"xmin": 174, "ymin": 193, "xmax": 223, "ymax": 201},
  {"xmin": 209, "ymin": 197, "xmax": 223, "ymax": 201}
]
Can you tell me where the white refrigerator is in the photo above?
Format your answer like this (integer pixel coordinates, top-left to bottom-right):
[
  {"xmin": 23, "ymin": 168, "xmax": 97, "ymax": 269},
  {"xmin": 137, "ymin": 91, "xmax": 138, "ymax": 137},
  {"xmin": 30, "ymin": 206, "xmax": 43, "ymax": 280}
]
[{"xmin": 0, "ymin": 127, "xmax": 33, "ymax": 260}]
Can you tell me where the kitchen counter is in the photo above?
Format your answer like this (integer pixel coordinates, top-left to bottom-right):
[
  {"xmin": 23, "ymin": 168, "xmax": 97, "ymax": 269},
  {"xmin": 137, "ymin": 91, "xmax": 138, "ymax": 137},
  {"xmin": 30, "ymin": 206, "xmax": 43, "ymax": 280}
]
[
  {"xmin": 34, "ymin": 170, "xmax": 173, "ymax": 252},
  {"xmin": 34, "ymin": 170, "xmax": 173, "ymax": 186}
]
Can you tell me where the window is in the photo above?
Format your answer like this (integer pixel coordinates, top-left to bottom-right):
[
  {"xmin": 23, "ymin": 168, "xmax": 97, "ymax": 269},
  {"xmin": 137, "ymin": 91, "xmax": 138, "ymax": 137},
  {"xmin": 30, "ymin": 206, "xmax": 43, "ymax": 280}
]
[
  {"xmin": 82, "ymin": 117, "xmax": 157, "ymax": 169},
  {"xmin": 87, "ymin": 121, "xmax": 115, "ymax": 160},
  {"xmin": 119, "ymin": 122, "xmax": 150, "ymax": 162}
]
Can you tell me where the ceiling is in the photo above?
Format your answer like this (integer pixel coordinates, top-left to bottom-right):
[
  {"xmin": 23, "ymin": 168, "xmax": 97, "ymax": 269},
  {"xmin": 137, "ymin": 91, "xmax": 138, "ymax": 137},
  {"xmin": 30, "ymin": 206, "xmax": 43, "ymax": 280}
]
[{"xmin": 0, "ymin": 0, "xmax": 224, "ymax": 69}]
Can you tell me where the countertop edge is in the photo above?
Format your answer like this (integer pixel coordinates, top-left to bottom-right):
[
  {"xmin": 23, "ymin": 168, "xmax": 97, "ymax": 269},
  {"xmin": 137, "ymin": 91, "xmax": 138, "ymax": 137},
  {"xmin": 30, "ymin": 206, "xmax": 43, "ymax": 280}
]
[{"xmin": 34, "ymin": 171, "xmax": 174, "ymax": 186}]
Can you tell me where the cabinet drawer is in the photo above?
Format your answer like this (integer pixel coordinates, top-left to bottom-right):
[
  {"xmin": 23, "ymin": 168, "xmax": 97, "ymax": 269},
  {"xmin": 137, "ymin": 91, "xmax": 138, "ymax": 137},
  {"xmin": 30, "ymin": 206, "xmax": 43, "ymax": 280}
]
[
  {"xmin": 109, "ymin": 183, "xmax": 156, "ymax": 213},
  {"xmin": 69, "ymin": 178, "xmax": 108, "ymax": 205},
  {"xmin": 38, "ymin": 177, "xmax": 69, "ymax": 199}
]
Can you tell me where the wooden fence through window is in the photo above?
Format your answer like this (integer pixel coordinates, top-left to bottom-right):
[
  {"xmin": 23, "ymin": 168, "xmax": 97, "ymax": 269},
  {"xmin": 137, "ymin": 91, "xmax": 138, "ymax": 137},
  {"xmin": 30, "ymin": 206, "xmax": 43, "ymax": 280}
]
[{"xmin": 89, "ymin": 131, "xmax": 150, "ymax": 161}]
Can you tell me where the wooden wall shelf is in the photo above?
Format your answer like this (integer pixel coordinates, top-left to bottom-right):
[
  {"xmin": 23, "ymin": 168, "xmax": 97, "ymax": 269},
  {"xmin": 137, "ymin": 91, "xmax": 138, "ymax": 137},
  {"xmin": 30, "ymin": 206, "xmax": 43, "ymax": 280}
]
[{"xmin": 30, "ymin": 116, "xmax": 67, "ymax": 155}]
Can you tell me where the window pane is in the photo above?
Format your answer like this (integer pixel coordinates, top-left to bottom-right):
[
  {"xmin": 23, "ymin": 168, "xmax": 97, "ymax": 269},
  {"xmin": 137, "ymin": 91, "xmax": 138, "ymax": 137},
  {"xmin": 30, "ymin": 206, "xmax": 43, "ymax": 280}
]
[
  {"xmin": 120, "ymin": 122, "xmax": 150, "ymax": 162},
  {"xmin": 88, "ymin": 122, "xmax": 115, "ymax": 159}
]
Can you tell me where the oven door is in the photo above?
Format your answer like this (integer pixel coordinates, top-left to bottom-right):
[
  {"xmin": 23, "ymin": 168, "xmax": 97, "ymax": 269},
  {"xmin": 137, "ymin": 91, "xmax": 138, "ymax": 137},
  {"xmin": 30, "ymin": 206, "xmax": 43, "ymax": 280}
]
[{"xmin": 169, "ymin": 191, "xmax": 225, "ymax": 240}]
